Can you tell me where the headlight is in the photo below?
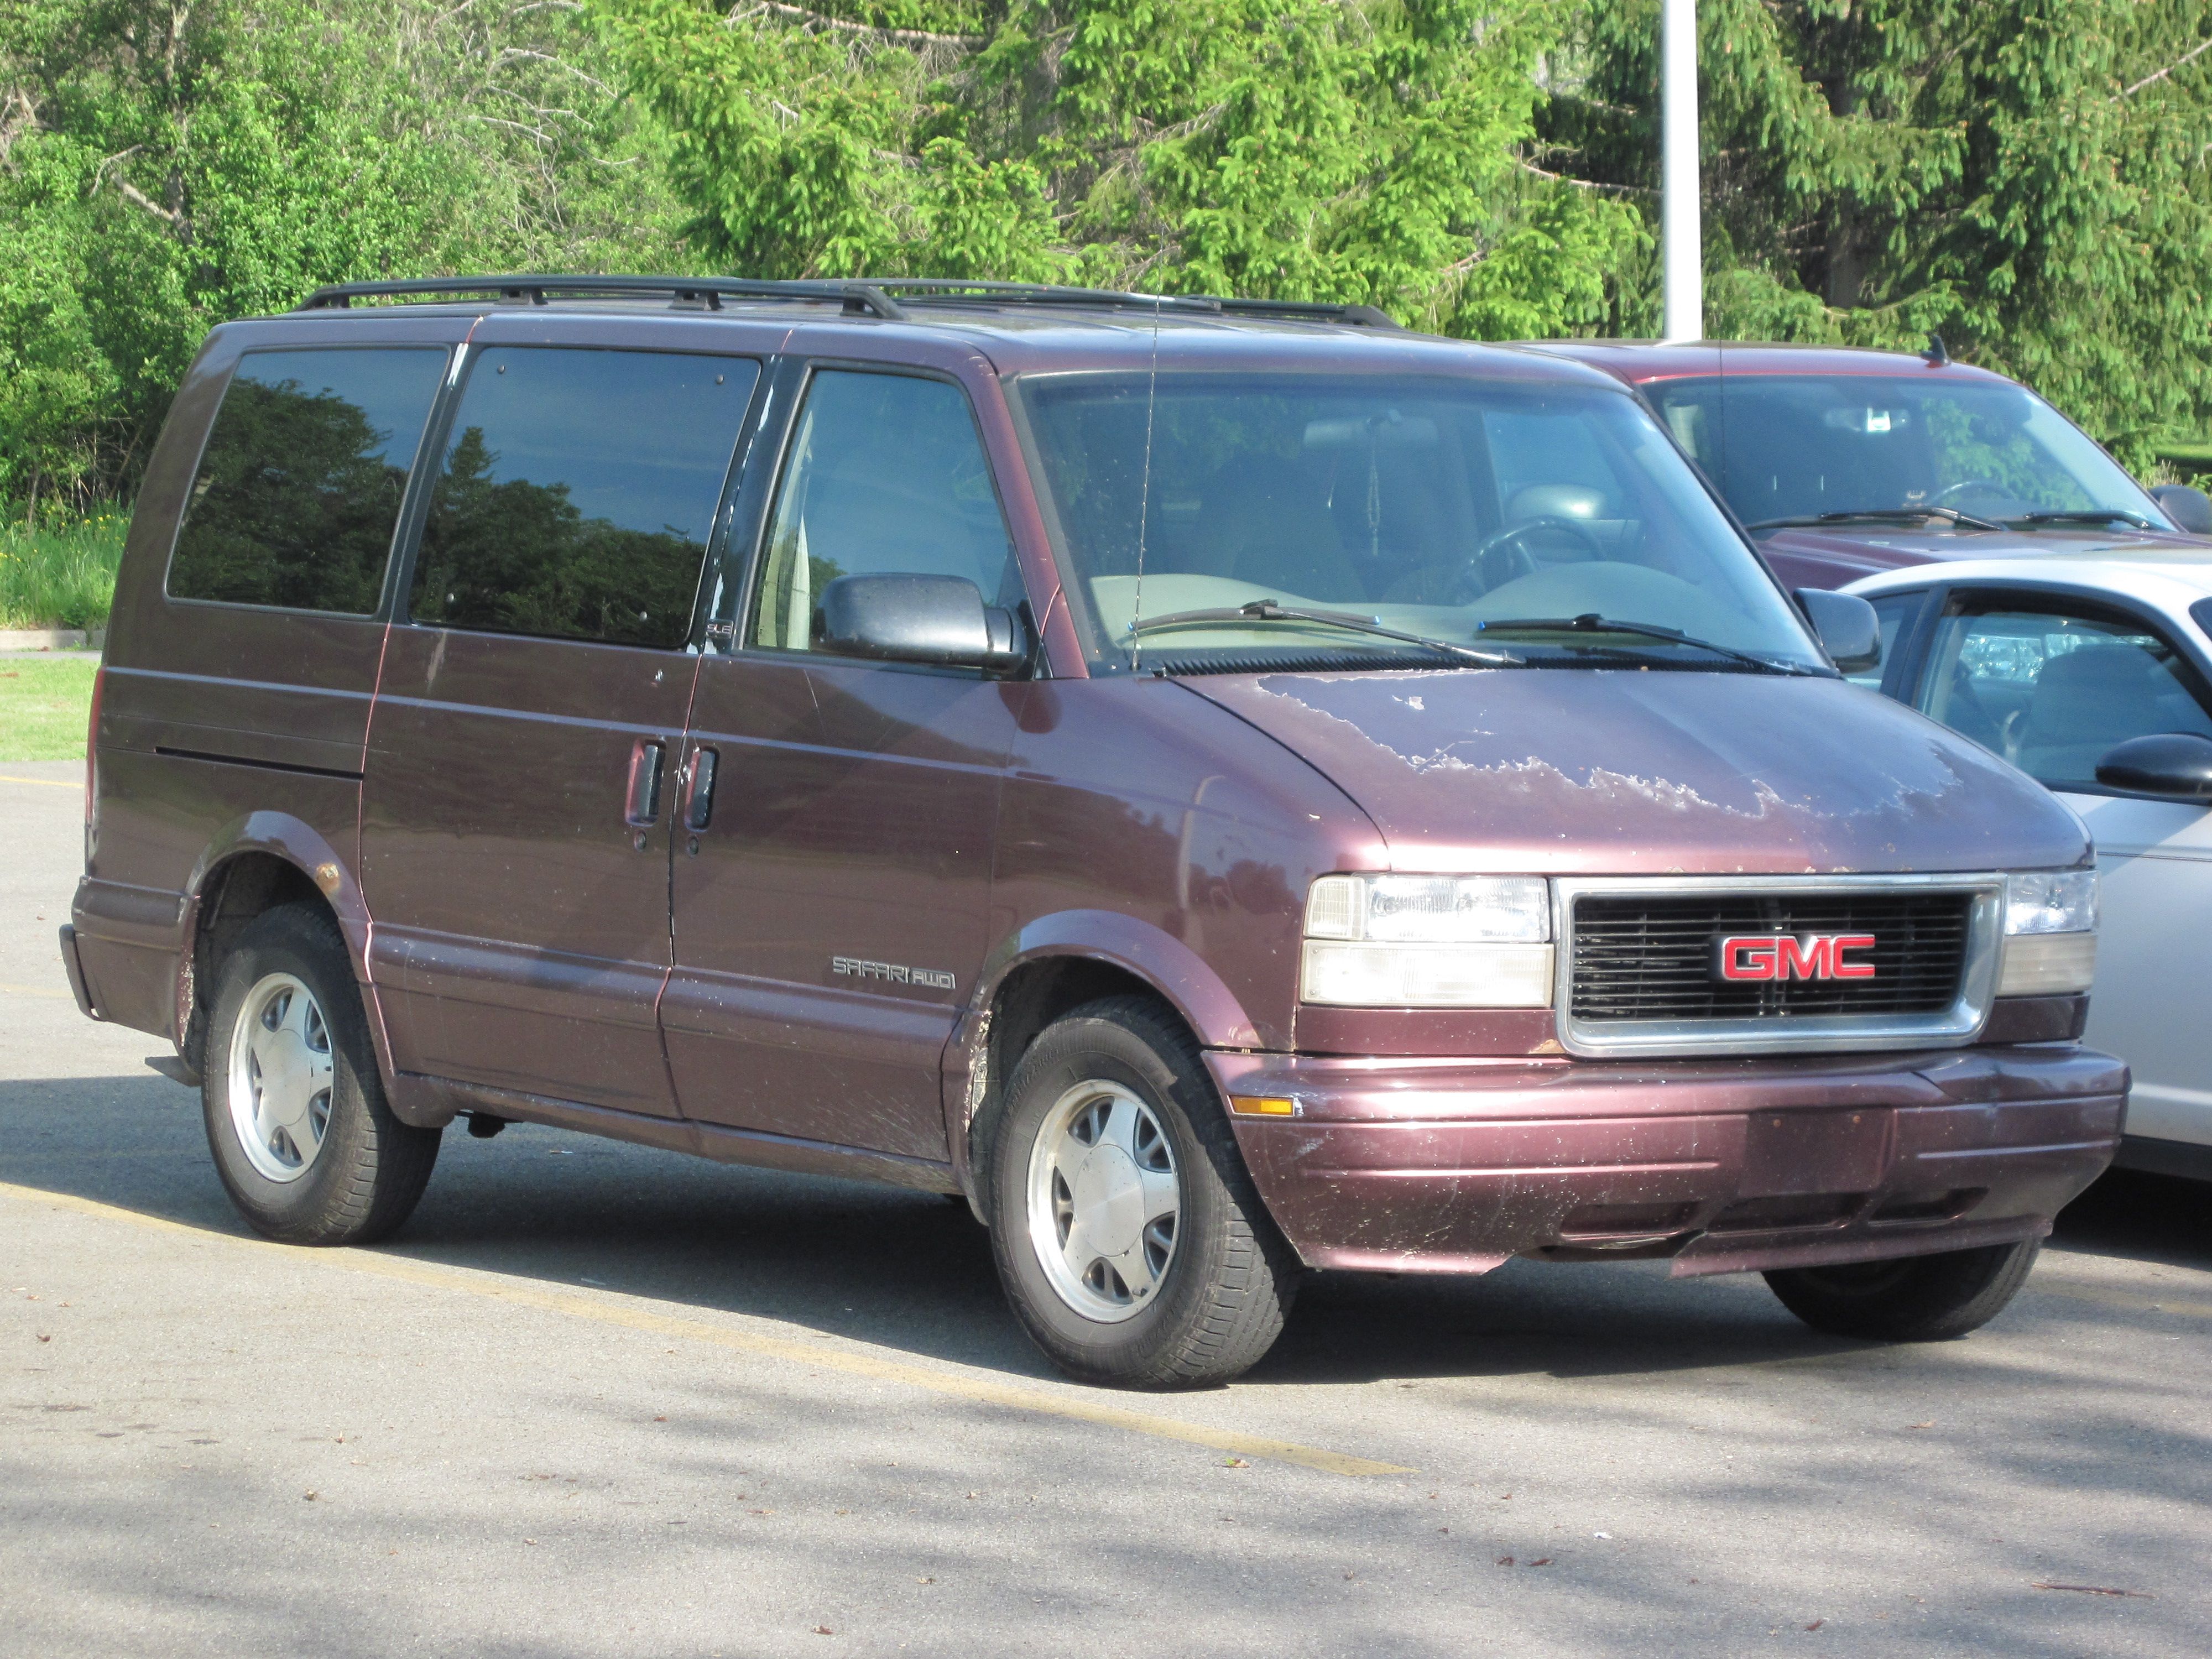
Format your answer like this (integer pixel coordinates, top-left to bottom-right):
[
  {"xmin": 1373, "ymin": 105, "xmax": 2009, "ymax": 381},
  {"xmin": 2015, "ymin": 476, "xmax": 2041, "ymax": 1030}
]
[
  {"xmin": 1998, "ymin": 869, "xmax": 2098, "ymax": 996},
  {"xmin": 1301, "ymin": 875, "xmax": 1553, "ymax": 1007}
]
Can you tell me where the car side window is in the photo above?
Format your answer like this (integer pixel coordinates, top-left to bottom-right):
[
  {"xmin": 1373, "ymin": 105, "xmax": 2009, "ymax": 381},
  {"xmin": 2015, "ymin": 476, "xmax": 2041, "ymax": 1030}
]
[
  {"xmin": 749, "ymin": 369, "xmax": 1019, "ymax": 652},
  {"xmin": 1853, "ymin": 593, "xmax": 1922, "ymax": 690},
  {"xmin": 167, "ymin": 347, "xmax": 447, "ymax": 613},
  {"xmin": 1918, "ymin": 603, "xmax": 2212, "ymax": 785},
  {"xmin": 410, "ymin": 347, "xmax": 759, "ymax": 649}
]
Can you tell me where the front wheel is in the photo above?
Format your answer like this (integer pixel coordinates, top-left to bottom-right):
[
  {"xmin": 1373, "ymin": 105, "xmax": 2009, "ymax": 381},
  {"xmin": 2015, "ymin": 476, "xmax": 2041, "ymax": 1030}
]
[
  {"xmin": 986, "ymin": 997, "xmax": 1297, "ymax": 1389},
  {"xmin": 201, "ymin": 904, "xmax": 441, "ymax": 1245},
  {"xmin": 1764, "ymin": 1239, "xmax": 2041, "ymax": 1341}
]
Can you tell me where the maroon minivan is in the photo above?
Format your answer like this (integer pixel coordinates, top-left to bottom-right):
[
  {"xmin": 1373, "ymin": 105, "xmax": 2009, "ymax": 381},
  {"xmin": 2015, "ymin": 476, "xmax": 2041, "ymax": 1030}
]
[
  {"xmin": 1528, "ymin": 340, "xmax": 2212, "ymax": 597},
  {"xmin": 62, "ymin": 278, "xmax": 2124, "ymax": 1387}
]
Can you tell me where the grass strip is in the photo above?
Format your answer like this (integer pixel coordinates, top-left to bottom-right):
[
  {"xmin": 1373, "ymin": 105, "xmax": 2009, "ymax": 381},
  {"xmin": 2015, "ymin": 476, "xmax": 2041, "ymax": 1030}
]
[
  {"xmin": 0, "ymin": 655, "xmax": 100, "ymax": 761},
  {"xmin": 0, "ymin": 515, "xmax": 128, "ymax": 630}
]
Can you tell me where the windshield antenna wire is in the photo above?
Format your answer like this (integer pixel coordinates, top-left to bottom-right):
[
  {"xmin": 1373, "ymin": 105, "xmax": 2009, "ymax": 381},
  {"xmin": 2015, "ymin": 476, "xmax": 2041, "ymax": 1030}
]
[{"xmin": 1129, "ymin": 290, "xmax": 1162, "ymax": 674}]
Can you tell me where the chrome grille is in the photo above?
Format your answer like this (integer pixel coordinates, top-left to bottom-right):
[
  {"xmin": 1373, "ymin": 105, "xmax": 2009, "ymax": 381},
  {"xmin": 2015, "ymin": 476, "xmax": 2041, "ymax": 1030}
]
[{"xmin": 1569, "ymin": 891, "xmax": 1974, "ymax": 1022}]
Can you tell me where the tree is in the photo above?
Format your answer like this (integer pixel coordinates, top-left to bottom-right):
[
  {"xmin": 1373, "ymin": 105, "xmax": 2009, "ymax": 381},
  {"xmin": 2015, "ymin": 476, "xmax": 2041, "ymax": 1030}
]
[
  {"xmin": 595, "ymin": 0, "xmax": 1644, "ymax": 335},
  {"xmin": 1540, "ymin": 0, "xmax": 2212, "ymax": 462},
  {"xmin": 0, "ymin": 0, "xmax": 693, "ymax": 514}
]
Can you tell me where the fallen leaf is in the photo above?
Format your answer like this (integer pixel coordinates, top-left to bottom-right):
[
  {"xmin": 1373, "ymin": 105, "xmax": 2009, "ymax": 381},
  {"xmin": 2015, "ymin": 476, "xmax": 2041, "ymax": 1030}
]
[
  {"xmin": 1804, "ymin": 1621, "xmax": 1824, "ymax": 1631},
  {"xmin": 2031, "ymin": 1583, "xmax": 2152, "ymax": 1599},
  {"xmin": 1496, "ymin": 1556, "xmax": 1514, "ymax": 1567},
  {"xmin": 303, "ymin": 1491, "xmax": 317, "ymax": 1501},
  {"xmin": 653, "ymin": 1416, "xmax": 667, "ymax": 1423},
  {"xmin": 1438, "ymin": 1526, "xmax": 1449, "ymax": 1535},
  {"xmin": 1907, "ymin": 1421, "xmax": 1934, "ymax": 1430},
  {"xmin": 813, "ymin": 1626, "xmax": 833, "ymax": 1636},
  {"xmin": 1528, "ymin": 1558, "xmax": 1552, "ymax": 1568},
  {"xmin": 36, "ymin": 1335, "xmax": 50, "ymax": 1343},
  {"xmin": 524, "ymin": 1538, "xmax": 537, "ymax": 1546},
  {"xmin": 1223, "ymin": 1457, "xmax": 1250, "ymax": 1468},
  {"xmin": 915, "ymin": 1577, "xmax": 935, "ymax": 1585}
]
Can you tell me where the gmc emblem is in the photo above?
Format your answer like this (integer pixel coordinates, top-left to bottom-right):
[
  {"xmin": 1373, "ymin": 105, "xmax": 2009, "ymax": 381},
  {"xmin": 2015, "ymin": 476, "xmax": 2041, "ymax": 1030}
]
[{"xmin": 1713, "ymin": 932, "xmax": 1876, "ymax": 982}]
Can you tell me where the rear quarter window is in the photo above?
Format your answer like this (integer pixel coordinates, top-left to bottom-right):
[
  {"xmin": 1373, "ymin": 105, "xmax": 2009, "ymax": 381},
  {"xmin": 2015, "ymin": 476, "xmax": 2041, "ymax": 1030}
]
[{"xmin": 166, "ymin": 347, "xmax": 448, "ymax": 613}]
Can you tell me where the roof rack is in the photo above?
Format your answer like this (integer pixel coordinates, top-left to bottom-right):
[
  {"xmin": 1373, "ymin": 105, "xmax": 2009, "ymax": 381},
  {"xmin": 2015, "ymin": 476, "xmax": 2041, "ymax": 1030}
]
[
  {"xmin": 295, "ymin": 274, "xmax": 911, "ymax": 320},
  {"xmin": 293, "ymin": 273, "xmax": 1403, "ymax": 330}
]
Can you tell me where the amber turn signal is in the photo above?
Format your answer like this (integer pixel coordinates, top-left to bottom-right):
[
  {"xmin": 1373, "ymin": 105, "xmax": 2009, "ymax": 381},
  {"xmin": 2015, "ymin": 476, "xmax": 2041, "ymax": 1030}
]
[{"xmin": 1229, "ymin": 1095, "xmax": 1298, "ymax": 1117}]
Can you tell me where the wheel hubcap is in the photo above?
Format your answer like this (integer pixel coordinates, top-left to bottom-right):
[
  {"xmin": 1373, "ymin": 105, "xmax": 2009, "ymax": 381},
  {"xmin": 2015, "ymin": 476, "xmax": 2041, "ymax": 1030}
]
[
  {"xmin": 1026, "ymin": 1081, "xmax": 1181, "ymax": 1323},
  {"xmin": 226, "ymin": 972, "xmax": 333, "ymax": 1183}
]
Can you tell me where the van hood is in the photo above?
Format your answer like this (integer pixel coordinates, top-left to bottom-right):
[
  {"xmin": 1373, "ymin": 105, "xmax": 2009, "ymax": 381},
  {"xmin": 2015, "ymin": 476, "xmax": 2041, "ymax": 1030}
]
[{"xmin": 1180, "ymin": 667, "xmax": 2088, "ymax": 876}]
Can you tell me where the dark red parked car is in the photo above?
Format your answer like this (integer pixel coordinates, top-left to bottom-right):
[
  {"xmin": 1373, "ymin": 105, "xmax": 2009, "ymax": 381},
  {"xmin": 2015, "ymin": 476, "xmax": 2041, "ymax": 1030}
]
[
  {"xmin": 1530, "ymin": 340, "xmax": 2212, "ymax": 606},
  {"xmin": 62, "ymin": 278, "xmax": 2122, "ymax": 1387}
]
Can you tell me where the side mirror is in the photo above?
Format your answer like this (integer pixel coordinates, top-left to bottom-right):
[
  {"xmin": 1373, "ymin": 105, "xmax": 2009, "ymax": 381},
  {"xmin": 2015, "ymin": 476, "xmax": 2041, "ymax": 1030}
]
[
  {"xmin": 817, "ymin": 573, "xmax": 1025, "ymax": 672},
  {"xmin": 2094, "ymin": 732, "xmax": 2212, "ymax": 800},
  {"xmin": 2150, "ymin": 483, "xmax": 2212, "ymax": 536},
  {"xmin": 1794, "ymin": 588, "xmax": 1881, "ymax": 674}
]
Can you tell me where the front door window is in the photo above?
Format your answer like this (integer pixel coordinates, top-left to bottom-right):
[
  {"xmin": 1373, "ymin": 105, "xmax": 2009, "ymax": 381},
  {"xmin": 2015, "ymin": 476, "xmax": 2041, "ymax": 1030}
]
[{"xmin": 1918, "ymin": 604, "xmax": 2212, "ymax": 787}]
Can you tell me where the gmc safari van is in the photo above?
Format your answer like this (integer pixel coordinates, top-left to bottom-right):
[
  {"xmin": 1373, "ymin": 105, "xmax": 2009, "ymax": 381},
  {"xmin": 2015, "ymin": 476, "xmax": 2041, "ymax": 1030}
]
[{"xmin": 62, "ymin": 276, "xmax": 2124, "ymax": 1388}]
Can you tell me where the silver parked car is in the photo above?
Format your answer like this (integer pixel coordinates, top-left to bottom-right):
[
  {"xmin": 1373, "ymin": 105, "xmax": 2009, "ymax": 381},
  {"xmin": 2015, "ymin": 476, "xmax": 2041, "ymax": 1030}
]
[{"xmin": 1848, "ymin": 552, "xmax": 2212, "ymax": 1180}]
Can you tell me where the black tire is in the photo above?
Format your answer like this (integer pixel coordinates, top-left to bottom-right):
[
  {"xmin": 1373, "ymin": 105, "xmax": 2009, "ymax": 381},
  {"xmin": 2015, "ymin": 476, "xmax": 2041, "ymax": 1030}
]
[
  {"xmin": 985, "ymin": 995, "xmax": 1297, "ymax": 1389},
  {"xmin": 1764, "ymin": 1238, "xmax": 2041, "ymax": 1341},
  {"xmin": 201, "ymin": 903, "xmax": 440, "ymax": 1245}
]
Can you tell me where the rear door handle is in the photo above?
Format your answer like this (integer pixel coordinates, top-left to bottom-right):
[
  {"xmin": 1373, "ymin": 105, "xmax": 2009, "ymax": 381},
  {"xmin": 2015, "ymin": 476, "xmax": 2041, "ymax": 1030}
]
[
  {"xmin": 625, "ymin": 740, "xmax": 665, "ymax": 826},
  {"xmin": 683, "ymin": 747, "xmax": 719, "ymax": 831}
]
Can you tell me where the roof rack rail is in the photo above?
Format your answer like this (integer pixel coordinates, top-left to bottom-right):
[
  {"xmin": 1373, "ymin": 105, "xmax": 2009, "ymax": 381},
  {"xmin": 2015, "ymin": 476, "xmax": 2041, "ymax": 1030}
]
[
  {"xmin": 855, "ymin": 279, "xmax": 1400, "ymax": 328},
  {"xmin": 294, "ymin": 274, "xmax": 910, "ymax": 321},
  {"xmin": 293, "ymin": 273, "xmax": 1402, "ymax": 330}
]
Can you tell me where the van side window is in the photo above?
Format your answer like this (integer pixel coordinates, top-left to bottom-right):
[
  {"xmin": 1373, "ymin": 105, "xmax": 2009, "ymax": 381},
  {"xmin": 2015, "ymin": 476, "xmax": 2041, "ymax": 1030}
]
[
  {"xmin": 750, "ymin": 370, "xmax": 1018, "ymax": 651},
  {"xmin": 166, "ymin": 348, "xmax": 447, "ymax": 613},
  {"xmin": 411, "ymin": 348, "xmax": 758, "ymax": 649}
]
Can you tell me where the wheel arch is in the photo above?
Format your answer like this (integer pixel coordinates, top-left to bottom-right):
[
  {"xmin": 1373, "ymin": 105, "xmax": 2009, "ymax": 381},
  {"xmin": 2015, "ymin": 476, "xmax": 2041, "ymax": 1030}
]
[
  {"xmin": 178, "ymin": 814, "xmax": 367, "ymax": 1079},
  {"xmin": 942, "ymin": 910, "xmax": 1264, "ymax": 1215}
]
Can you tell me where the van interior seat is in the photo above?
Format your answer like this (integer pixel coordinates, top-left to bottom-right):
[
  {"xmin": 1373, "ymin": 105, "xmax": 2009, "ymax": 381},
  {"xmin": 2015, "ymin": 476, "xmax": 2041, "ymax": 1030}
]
[{"xmin": 1191, "ymin": 468, "xmax": 1363, "ymax": 603}]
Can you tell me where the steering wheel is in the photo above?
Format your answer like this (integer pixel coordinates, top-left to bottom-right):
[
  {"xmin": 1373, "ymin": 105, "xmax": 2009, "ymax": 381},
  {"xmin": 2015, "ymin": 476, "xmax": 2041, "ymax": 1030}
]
[
  {"xmin": 1932, "ymin": 479, "xmax": 2009, "ymax": 508},
  {"xmin": 1458, "ymin": 514, "xmax": 1609, "ymax": 601}
]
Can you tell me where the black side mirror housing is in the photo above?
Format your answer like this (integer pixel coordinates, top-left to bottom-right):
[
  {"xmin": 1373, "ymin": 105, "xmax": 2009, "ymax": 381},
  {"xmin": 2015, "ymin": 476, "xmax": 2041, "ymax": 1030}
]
[
  {"xmin": 2150, "ymin": 483, "xmax": 2212, "ymax": 536},
  {"xmin": 2094, "ymin": 732, "xmax": 2212, "ymax": 799},
  {"xmin": 1794, "ymin": 588, "xmax": 1881, "ymax": 675},
  {"xmin": 816, "ymin": 573, "xmax": 1025, "ymax": 672}
]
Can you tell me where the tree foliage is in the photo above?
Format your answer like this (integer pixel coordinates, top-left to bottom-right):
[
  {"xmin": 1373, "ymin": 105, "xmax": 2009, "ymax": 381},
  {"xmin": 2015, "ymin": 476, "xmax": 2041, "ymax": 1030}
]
[
  {"xmin": 1541, "ymin": 0, "xmax": 2212, "ymax": 463},
  {"xmin": 594, "ymin": 0, "xmax": 1644, "ymax": 330},
  {"xmin": 0, "ymin": 0, "xmax": 692, "ymax": 514}
]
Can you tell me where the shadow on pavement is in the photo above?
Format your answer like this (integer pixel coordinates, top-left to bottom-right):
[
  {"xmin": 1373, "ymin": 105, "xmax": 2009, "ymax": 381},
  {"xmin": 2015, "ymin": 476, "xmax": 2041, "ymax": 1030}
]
[{"xmin": 1, "ymin": 1068, "xmax": 2203, "ymax": 1392}]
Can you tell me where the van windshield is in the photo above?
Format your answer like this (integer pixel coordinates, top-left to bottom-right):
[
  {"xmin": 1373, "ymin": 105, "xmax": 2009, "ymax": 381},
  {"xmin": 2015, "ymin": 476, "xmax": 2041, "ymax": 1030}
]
[
  {"xmin": 1646, "ymin": 374, "xmax": 2172, "ymax": 534},
  {"xmin": 1014, "ymin": 372, "xmax": 1825, "ymax": 675}
]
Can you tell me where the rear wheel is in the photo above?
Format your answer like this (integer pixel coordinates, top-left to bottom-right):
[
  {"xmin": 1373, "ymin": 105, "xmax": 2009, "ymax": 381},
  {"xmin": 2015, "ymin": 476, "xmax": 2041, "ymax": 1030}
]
[
  {"xmin": 1764, "ymin": 1239, "xmax": 2041, "ymax": 1340},
  {"xmin": 986, "ymin": 997, "xmax": 1297, "ymax": 1389},
  {"xmin": 201, "ymin": 904, "xmax": 440, "ymax": 1244}
]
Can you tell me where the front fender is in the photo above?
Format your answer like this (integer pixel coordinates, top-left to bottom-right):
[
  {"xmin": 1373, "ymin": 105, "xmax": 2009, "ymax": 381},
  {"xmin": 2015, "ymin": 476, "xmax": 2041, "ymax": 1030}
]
[{"xmin": 939, "ymin": 908, "xmax": 1270, "ymax": 1203}]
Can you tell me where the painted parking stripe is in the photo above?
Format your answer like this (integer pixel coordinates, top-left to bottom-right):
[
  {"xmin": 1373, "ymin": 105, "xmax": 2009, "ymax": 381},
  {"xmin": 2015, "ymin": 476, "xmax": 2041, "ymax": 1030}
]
[
  {"xmin": 0, "ymin": 1179, "xmax": 1412, "ymax": 1478},
  {"xmin": 1, "ymin": 982, "xmax": 69, "ymax": 999},
  {"xmin": 0, "ymin": 774, "xmax": 79, "ymax": 788}
]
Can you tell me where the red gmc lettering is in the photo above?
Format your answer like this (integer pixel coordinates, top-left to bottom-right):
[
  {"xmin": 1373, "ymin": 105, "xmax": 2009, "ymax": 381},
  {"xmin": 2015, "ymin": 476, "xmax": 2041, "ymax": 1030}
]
[{"xmin": 1716, "ymin": 933, "xmax": 1877, "ymax": 982}]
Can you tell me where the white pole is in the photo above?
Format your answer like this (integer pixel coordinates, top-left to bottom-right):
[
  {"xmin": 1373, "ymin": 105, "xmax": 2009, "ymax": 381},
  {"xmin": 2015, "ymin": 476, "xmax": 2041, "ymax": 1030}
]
[{"xmin": 1660, "ymin": 0, "xmax": 1703, "ymax": 342}]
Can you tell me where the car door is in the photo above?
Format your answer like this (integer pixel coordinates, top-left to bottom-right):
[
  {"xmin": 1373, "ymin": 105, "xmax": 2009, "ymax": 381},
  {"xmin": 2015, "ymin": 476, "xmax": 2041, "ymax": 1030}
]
[
  {"xmin": 361, "ymin": 334, "xmax": 761, "ymax": 1116},
  {"xmin": 1908, "ymin": 591, "xmax": 2212, "ymax": 1149},
  {"xmin": 661, "ymin": 349, "xmax": 1025, "ymax": 1166}
]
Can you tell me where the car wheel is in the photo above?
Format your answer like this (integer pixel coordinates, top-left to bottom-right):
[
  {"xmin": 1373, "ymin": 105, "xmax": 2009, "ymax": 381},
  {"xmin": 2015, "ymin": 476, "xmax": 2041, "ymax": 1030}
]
[
  {"xmin": 201, "ymin": 903, "xmax": 440, "ymax": 1245},
  {"xmin": 986, "ymin": 996, "xmax": 1297, "ymax": 1389},
  {"xmin": 1763, "ymin": 1238, "xmax": 2041, "ymax": 1341}
]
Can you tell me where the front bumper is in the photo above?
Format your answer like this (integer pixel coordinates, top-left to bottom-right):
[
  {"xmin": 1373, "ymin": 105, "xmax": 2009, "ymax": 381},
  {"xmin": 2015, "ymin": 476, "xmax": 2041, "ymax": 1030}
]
[{"xmin": 1211, "ymin": 1046, "xmax": 2125, "ymax": 1277}]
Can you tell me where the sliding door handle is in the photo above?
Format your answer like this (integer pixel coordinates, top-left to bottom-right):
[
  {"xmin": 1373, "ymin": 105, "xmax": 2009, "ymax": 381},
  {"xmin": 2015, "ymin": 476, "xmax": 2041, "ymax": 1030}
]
[
  {"xmin": 683, "ymin": 747, "xmax": 719, "ymax": 832},
  {"xmin": 625, "ymin": 740, "xmax": 665, "ymax": 826}
]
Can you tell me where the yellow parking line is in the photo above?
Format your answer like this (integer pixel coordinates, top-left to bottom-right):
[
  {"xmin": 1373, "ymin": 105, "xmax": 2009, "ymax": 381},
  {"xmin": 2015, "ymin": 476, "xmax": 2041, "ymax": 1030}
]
[
  {"xmin": 1, "ymin": 983, "xmax": 69, "ymax": 999},
  {"xmin": 0, "ymin": 774, "xmax": 78, "ymax": 788},
  {"xmin": 0, "ymin": 1180, "xmax": 1412, "ymax": 1478},
  {"xmin": 2035, "ymin": 1279, "xmax": 2212, "ymax": 1322}
]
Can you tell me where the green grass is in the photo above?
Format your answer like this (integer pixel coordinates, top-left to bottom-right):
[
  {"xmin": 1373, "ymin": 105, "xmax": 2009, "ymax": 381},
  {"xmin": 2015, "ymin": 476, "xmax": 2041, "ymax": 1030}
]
[
  {"xmin": 0, "ymin": 514, "xmax": 128, "ymax": 630},
  {"xmin": 0, "ymin": 654, "xmax": 99, "ymax": 761}
]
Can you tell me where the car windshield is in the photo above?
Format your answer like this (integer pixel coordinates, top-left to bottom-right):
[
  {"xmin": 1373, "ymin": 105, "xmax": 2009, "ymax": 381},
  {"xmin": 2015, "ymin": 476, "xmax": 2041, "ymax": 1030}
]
[
  {"xmin": 1646, "ymin": 374, "xmax": 2172, "ymax": 533},
  {"xmin": 1013, "ymin": 372, "xmax": 1826, "ymax": 674}
]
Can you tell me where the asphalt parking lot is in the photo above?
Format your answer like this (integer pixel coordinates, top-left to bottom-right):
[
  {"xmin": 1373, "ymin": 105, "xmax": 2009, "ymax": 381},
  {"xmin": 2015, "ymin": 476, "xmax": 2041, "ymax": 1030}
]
[{"xmin": 4, "ymin": 760, "xmax": 2209, "ymax": 1658}]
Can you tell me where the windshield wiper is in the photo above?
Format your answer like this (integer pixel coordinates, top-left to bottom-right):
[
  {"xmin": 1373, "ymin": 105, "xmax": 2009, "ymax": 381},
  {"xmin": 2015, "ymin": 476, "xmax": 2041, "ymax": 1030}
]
[
  {"xmin": 2012, "ymin": 509, "xmax": 2155, "ymax": 530},
  {"xmin": 1744, "ymin": 507, "xmax": 2005, "ymax": 533},
  {"xmin": 1126, "ymin": 599, "xmax": 1520, "ymax": 666},
  {"xmin": 1474, "ymin": 612, "xmax": 1822, "ymax": 675}
]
